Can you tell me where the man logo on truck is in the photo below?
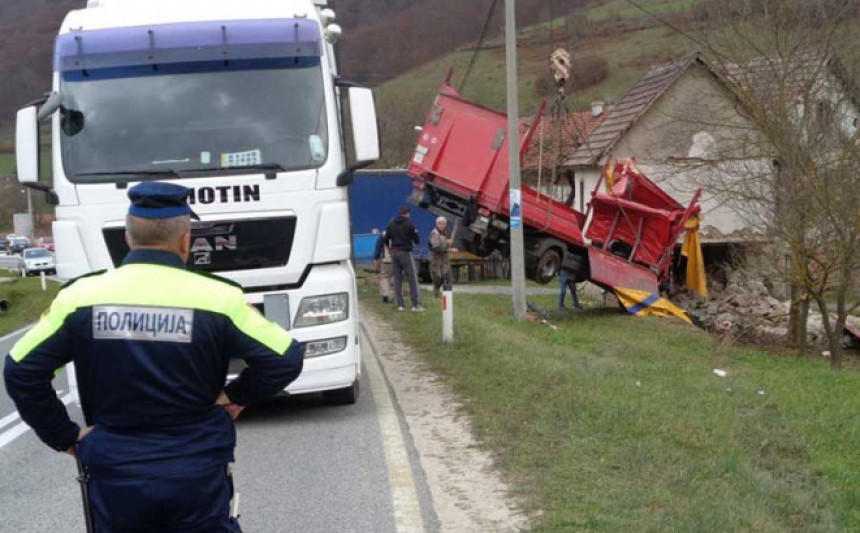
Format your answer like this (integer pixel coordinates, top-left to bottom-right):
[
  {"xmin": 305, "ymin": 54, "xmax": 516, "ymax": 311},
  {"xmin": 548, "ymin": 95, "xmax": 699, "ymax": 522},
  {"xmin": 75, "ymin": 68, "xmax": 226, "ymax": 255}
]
[
  {"xmin": 191, "ymin": 236, "xmax": 238, "ymax": 253},
  {"xmin": 189, "ymin": 185, "xmax": 261, "ymax": 205},
  {"xmin": 191, "ymin": 236, "xmax": 238, "ymax": 266}
]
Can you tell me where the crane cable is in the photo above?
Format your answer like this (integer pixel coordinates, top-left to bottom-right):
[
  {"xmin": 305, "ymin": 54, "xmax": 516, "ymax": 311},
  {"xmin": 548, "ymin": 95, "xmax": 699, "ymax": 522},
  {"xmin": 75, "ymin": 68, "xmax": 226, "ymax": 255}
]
[
  {"xmin": 459, "ymin": 0, "xmax": 500, "ymax": 94},
  {"xmin": 548, "ymin": 0, "xmax": 571, "ymax": 190}
]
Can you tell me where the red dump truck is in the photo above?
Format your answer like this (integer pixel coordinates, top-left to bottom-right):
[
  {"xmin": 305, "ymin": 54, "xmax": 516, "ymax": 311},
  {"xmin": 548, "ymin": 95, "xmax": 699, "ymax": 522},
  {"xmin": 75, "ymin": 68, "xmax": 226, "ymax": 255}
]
[{"xmin": 407, "ymin": 84, "xmax": 701, "ymax": 294}]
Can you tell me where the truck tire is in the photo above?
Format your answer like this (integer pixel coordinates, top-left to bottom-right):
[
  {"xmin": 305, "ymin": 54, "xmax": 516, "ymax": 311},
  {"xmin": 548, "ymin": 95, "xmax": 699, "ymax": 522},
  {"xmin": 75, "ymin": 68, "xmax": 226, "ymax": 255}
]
[
  {"xmin": 566, "ymin": 253, "xmax": 590, "ymax": 282},
  {"xmin": 323, "ymin": 379, "xmax": 360, "ymax": 406},
  {"xmin": 533, "ymin": 248, "xmax": 561, "ymax": 285}
]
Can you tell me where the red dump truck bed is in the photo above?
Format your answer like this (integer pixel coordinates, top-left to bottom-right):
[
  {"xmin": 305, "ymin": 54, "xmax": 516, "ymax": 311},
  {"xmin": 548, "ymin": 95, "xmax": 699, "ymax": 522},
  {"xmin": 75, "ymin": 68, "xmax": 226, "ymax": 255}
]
[
  {"xmin": 407, "ymin": 84, "xmax": 700, "ymax": 293},
  {"xmin": 408, "ymin": 86, "xmax": 586, "ymax": 246}
]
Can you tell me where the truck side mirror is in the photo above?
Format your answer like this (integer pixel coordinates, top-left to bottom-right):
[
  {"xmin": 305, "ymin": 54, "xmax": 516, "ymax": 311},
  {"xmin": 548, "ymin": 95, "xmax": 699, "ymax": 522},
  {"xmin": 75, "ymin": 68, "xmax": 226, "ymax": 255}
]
[
  {"xmin": 348, "ymin": 86, "xmax": 380, "ymax": 168},
  {"xmin": 16, "ymin": 106, "xmax": 39, "ymax": 184}
]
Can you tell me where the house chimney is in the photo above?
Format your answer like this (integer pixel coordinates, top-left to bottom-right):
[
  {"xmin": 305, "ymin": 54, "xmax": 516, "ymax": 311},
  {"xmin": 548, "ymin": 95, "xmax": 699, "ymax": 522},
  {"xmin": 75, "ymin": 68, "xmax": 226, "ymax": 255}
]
[{"xmin": 591, "ymin": 99, "xmax": 606, "ymax": 118}]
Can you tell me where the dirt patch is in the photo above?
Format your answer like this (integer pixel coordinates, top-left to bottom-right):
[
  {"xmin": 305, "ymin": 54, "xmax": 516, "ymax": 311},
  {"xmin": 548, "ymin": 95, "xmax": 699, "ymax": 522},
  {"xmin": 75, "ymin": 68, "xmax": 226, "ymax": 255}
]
[{"xmin": 360, "ymin": 303, "xmax": 530, "ymax": 533}]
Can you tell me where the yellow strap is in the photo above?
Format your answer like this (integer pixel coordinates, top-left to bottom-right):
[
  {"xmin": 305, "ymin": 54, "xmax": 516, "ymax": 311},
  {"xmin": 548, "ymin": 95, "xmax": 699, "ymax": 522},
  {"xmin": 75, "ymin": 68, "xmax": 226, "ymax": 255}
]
[
  {"xmin": 603, "ymin": 158, "xmax": 616, "ymax": 192},
  {"xmin": 681, "ymin": 216, "xmax": 708, "ymax": 299},
  {"xmin": 615, "ymin": 287, "xmax": 693, "ymax": 325}
]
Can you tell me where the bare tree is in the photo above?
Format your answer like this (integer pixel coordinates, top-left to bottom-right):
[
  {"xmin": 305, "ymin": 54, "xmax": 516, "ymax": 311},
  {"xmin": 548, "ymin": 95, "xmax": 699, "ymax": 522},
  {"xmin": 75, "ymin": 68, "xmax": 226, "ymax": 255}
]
[{"xmin": 642, "ymin": 0, "xmax": 860, "ymax": 365}]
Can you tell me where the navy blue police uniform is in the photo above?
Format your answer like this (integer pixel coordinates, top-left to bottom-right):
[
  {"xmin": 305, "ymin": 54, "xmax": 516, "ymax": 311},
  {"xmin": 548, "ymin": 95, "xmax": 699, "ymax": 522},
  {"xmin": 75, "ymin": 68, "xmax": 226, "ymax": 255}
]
[{"xmin": 4, "ymin": 182, "xmax": 304, "ymax": 532}]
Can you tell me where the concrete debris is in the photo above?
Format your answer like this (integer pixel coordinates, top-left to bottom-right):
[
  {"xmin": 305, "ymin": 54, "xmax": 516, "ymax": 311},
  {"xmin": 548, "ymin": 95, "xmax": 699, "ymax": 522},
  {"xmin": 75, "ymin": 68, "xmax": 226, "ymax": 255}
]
[
  {"xmin": 675, "ymin": 271, "xmax": 857, "ymax": 347},
  {"xmin": 541, "ymin": 320, "xmax": 559, "ymax": 331}
]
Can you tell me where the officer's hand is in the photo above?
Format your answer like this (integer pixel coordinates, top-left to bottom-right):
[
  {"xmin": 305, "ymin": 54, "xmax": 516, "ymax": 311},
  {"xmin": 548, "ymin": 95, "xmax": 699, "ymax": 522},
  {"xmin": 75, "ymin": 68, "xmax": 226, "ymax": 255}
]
[
  {"xmin": 223, "ymin": 403, "xmax": 245, "ymax": 421},
  {"xmin": 64, "ymin": 426, "xmax": 94, "ymax": 457},
  {"xmin": 216, "ymin": 391, "xmax": 245, "ymax": 421}
]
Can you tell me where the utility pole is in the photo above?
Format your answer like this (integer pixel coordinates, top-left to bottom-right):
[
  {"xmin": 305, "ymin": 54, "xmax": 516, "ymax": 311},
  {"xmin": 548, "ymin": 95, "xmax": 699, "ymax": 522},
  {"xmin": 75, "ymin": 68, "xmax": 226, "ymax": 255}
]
[{"xmin": 505, "ymin": 0, "xmax": 527, "ymax": 320}]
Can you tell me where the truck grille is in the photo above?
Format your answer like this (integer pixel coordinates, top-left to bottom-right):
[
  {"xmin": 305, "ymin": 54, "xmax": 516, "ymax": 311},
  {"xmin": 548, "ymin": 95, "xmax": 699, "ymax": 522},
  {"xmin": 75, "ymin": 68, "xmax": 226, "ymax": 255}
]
[{"xmin": 103, "ymin": 217, "xmax": 297, "ymax": 273}]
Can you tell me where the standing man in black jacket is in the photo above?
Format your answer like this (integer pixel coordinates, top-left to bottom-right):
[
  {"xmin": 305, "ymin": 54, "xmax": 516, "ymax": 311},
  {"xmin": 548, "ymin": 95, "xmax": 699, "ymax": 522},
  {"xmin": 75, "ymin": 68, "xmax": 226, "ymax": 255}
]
[{"xmin": 385, "ymin": 206, "xmax": 424, "ymax": 312}]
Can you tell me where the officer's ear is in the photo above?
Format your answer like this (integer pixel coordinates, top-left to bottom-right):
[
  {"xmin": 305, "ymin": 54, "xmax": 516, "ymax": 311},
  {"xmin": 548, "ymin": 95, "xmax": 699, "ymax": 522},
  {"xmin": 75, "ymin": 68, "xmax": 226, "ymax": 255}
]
[
  {"xmin": 180, "ymin": 228, "xmax": 191, "ymax": 255},
  {"xmin": 124, "ymin": 231, "xmax": 132, "ymax": 248}
]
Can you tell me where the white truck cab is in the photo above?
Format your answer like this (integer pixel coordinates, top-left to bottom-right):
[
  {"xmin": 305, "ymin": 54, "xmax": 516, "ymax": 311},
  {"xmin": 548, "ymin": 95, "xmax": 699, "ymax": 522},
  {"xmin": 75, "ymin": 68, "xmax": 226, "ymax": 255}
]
[{"xmin": 15, "ymin": 0, "xmax": 379, "ymax": 404}]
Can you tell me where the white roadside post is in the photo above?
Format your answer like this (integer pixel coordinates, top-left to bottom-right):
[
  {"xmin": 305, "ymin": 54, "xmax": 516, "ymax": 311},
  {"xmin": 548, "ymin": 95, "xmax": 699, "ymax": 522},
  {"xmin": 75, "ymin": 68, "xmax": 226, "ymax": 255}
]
[
  {"xmin": 40, "ymin": 271, "xmax": 46, "ymax": 291},
  {"xmin": 442, "ymin": 289, "xmax": 454, "ymax": 343}
]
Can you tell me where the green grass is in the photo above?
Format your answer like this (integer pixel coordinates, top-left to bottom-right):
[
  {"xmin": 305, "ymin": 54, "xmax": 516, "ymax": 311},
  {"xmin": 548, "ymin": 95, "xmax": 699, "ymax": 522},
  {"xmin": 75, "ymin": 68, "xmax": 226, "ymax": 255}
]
[
  {"xmin": 0, "ymin": 277, "xmax": 60, "ymax": 335},
  {"xmin": 588, "ymin": 0, "xmax": 700, "ymax": 22},
  {"xmin": 359, "ymin": 280, "xmax": 860, "ymax": 532},
  {"xmin": 458, "ymin": 277, "xmax": 547, "ymax": 288},
  {"xmin": 0, "ymin": 151, "xmax": 53, "ymax": 179},
  {"xmin": 0, "ymin": 153, "xmax": 14, "ymax": 175}
]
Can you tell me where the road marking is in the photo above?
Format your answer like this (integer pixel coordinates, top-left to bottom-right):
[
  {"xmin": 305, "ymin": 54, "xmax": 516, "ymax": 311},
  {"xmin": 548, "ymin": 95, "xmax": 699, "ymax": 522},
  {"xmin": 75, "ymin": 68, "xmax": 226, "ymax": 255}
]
[
  {"xmin": 361, "ymin": 326, "xmax": 426, "ymax": 533},
  {"xmin": 0, "ymin": 410, "xmax": 20, "ymax": 431},
  {"xmin": 0, "ymin": 393, "xmax": 73, "ymax": 449},
  {"xmin": 0, "ymin": 324, "xmax": 34, "ymax": 345},
  {"xmin": 0, "ymin": 388, "xmax": 65, "ymax": 431}
]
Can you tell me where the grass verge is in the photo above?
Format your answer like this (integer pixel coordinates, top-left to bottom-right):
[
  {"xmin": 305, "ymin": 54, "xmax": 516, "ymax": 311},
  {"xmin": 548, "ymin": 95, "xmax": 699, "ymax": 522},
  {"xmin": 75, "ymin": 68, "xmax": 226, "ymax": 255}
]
[
  {"xmin": 359, "ymin": 278, "xmax": 859, "ymax": 532},
  {"xmin": 0, "ymin": 276, "xmax": 59, "ymax": 336}
]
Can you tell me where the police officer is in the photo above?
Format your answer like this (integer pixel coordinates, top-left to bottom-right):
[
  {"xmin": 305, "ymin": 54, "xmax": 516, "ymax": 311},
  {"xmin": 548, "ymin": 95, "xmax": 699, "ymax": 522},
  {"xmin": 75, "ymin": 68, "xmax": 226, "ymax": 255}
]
[{"xmin": 4, "ymin": 182, "xmax": 304, "ymax": 532}]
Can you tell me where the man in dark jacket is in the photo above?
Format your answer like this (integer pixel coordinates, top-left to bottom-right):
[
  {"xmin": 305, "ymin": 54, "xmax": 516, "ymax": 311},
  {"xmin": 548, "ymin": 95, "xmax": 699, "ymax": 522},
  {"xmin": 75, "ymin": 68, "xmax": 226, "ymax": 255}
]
[
  {"xmin": 384, "ymin": 206, "xmax": 424, "ymax": 311},
  {"xmin": 4, "ymin": 182, "xmax": 304, "ymax": 532}
]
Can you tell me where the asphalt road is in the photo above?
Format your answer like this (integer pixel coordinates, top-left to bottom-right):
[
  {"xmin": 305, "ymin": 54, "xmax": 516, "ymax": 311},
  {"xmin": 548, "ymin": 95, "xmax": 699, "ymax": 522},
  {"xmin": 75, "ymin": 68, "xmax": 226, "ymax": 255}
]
[
  {"xmin": 0, "ymin": 255, "xmax": 23, "ymax": 274},
  {"xmin": 0, "ymin": 328, "xmax": 439, "ymax": 533}
]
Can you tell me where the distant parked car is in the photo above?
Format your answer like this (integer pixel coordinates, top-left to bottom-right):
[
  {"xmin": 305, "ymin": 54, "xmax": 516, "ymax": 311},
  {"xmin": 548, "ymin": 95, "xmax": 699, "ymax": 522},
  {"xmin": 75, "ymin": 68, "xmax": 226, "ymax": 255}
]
[
  {"xmin": 20, "ymin": 248, "xmax": 56, "ymax": 276},
  {"xmin": 36, "ymin": 236, "xmax": 55, "ymax": 252},
  {"xmin": 0, "ymin": 240, "xmax": 7, "ymax": 254},
  {"xmin": 7, "ymin": 237, "xmax": 30, "ymax": 255}
]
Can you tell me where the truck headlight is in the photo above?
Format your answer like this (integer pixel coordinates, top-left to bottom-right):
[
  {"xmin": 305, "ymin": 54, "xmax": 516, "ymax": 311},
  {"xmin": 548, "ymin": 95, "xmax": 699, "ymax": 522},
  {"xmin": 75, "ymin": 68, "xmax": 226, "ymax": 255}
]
[
  {"xmin": 294, "ymin": 293, "xmax": 349, "ymax": 328},
  {"xmin": 305, "ymin": 336, "xmax": 348, "ymax": 358}
]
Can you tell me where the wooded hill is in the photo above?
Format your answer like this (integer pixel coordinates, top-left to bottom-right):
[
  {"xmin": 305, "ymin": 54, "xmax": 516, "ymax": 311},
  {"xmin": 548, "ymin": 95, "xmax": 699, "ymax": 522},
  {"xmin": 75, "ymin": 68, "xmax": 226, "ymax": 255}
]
[
  {"xmin": 7, "ymin": 0, "xmax": 812, "ymax": 169},
  {"xmin": 0, "ymin": 0, "xmax": 570, "ymax": 141}
]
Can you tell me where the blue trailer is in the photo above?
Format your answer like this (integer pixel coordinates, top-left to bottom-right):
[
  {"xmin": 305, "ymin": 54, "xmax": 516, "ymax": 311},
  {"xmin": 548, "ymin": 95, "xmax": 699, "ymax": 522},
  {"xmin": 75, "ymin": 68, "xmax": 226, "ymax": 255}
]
[{"xmin": 349, "ymin": 170, "xmax": 438, "ymax": 279}]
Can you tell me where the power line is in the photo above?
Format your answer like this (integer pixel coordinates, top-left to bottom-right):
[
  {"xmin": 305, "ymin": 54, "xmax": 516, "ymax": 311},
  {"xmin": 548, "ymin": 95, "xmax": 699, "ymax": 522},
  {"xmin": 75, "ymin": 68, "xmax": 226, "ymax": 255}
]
[
  {"xmin": 623, "ymin": 0, "xmax": 710, "ymax": 51},
  {"xmin": 459, "ymin": 0, "xmax": 501, "ymax": 93}
]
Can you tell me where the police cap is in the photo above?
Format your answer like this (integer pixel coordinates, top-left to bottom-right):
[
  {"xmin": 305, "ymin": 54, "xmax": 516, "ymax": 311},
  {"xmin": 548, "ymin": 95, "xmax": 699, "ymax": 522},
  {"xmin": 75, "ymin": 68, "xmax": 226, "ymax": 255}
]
[{"xmin": 128, "ymin": 182, "xmax": 199, "ymax": 220}]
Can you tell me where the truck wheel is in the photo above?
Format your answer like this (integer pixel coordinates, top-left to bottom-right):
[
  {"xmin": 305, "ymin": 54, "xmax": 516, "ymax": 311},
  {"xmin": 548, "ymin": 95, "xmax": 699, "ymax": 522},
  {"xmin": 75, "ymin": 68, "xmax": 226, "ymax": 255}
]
[
  {"xmin": 534, "ymin": 249, "xmax": 561, "ymax": 285},
  {"xmin": 323, "ymin": 379, "xmax": 360, "ymax": 406},
  {"xmin": 566, "ymin": 253, "xmax": 590, "ymax": 282}
]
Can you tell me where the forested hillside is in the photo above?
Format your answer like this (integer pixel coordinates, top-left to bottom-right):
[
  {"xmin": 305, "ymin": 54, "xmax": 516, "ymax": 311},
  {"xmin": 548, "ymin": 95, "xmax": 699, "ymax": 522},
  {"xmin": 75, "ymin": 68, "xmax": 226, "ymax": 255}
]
[
  {"xmin": 0, "ymin": 0, "xmax": 572, "ymax": 138},
  {"xmin": 0, "ymin": 0, "xmax": 80, "ymax": 140}
]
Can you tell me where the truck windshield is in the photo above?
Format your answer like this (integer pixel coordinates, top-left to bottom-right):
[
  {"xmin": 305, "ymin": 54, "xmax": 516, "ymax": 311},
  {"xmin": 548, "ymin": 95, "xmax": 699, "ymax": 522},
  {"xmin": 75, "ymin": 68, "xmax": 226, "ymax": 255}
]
[{"xmin": 59, "ymin": 58, "xmax": 328, "ymax": 182}]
